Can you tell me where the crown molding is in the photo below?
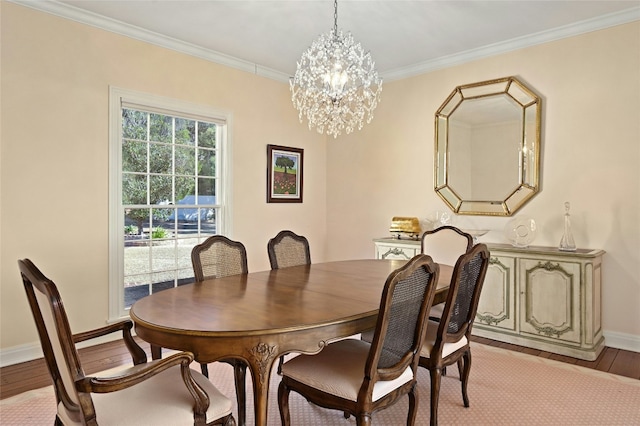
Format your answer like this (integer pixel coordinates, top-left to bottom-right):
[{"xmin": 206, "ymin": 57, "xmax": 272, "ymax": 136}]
[
  {"xmin": 9, "ymin": 1, "xmax": 640, "ymax": 83},
  {"xmin": 383, "ymin": 6, "xmax": 640, "ymax": 81},
  {"xmin": 9, "ymin": 0, "xmax": 292, "ymax": 83}
]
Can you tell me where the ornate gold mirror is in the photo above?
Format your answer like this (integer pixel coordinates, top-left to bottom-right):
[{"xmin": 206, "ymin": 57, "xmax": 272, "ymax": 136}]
[{"xmin": 435, "ymin": 76, "xmax": 541, "ymax": 216}]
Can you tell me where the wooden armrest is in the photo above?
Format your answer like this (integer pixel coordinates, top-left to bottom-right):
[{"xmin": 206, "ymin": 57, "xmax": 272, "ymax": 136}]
[
  {"xmin": 73, "ymin": 320, "xmax": 133, "ymax": 343},
  {"xmin": 77, "ymin": 352, "xmax": 192, "ymax": 392},
  {"xmin": 76, "ymin": 352, "xmax": 210, "ymax": 415},
  {"xmin": 73, "ymin": 320, "xmax": 146, "ymax": 365}
]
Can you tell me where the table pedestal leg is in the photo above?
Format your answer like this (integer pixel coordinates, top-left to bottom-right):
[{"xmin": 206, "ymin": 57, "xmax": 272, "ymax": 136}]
[{"xmin": 245, "ymin": 343, "xmax": 279, "ymax": 426}]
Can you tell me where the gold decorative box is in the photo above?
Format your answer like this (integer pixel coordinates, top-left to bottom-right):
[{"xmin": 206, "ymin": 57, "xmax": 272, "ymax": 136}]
[{"xmin": 389, "ymin": 217, "xmax": 421, "ymax": 239}]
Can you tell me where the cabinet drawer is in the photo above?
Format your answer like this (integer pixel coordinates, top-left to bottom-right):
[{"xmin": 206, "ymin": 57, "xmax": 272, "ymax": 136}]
[{"xmin": 375, "ymin": 244, "xmax": 419, "ymax": 260}]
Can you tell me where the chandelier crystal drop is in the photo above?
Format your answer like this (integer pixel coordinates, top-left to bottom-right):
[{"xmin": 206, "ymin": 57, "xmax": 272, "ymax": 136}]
[{"xmin": 290, "ymin": 0, "xmax": 382, "ymax": 138}]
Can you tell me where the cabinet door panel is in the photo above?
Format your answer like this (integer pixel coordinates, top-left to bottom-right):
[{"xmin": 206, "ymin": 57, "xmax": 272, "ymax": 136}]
[
  {"xmin": 519, "ymin": 259, "xmax": 581, "ymax": 344},
  {"xmin": 476, "ymin": 256, "xmax": 516, "ymax": 331}
]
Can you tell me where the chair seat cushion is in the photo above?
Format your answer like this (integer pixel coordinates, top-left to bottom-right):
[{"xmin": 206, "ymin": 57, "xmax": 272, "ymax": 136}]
[
  {"xmin": 420, "ymin": 320, "xmax": 468, "ymax": 358},
  {"xmin": 281, "ymin": 338, "xmax": 414, "ymax": 402},
  {"xmin": 57, "ymin": 364, "xmax": 232, "ymax": 425}
]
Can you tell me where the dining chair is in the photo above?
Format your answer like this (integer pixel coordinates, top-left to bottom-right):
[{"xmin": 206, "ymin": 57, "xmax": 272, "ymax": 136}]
[
  {"xmin": 278, "ymin": 254, "xmax": 440, "ymax": 426},
  {"xmin": 362, "ymin": 225, "xmax": 473, "ymax": 344},
  {"xmin": 420, "ymin": 225, "xmax": 473, "ymax": 266},
  {"xmin": 267, "ymin": 230, "xmax": 311, "ymax": 374},
  {"xmin": 267, "ymin": 230, "xmax": 311, "ymax": 270},
  {"xmin": 192, "ymin": 234, "xmax": 249, "ymax": 281},
  {"xmin": 191, "ymin": 234, "xmax": 249, "ymax": 426},
  {"xmin": 421, "ymin": 226, "xmax": 473, "ymax": 321},
  {"xmin": 418, "ymin": 243, "xmax": 490, "ymax": 426},
  {"xmin": 18, "ymin": 258, "xmax": 235, "ymax": 426}
]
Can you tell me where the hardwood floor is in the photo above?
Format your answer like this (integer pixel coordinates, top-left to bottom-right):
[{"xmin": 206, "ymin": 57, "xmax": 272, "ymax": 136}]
[
  {"xmin": 472, "ymin": 336, "xmax": 640, "ymax": 378},
  {"xmin": 1, "ymin": 336, "xmax": 639, "ymax": 400}
]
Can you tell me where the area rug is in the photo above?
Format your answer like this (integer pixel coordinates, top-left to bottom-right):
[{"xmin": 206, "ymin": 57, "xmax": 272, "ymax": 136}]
[{"xmin": 2, "ymin": 343, "xmax": 639, "ymax": 425}]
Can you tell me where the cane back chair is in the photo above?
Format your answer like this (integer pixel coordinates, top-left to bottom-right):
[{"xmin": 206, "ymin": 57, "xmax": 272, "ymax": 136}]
[
  {"xmin": 267, "ymin": 230, "xmax": 311, "ymax": 270},
  {"xmin": 418, "ymin": 243, "xmax": 490, "ymax": 426},
  {"xmin": 191, "ymin": 235, "xmax": 249, "ymax": 426},
  {"xmin": 278, "ymin": 254, "xmax": 440, "ymax": 426},
  {"xmin": 267, "ymin": 230, "xmax": 312, "ymax": 373}
]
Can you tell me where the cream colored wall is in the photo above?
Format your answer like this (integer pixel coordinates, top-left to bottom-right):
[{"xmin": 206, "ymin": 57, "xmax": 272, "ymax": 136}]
[
  {"xmin": 326, "ymin": 22, "xmax": 640, "ymax": 343},
  {"xmin": 1, "ymin": 2, "xmax": 638, "ymax": 357},
  {"xmin": 0, "ymin": 3, "xmax": 327, "ymax": 350}
]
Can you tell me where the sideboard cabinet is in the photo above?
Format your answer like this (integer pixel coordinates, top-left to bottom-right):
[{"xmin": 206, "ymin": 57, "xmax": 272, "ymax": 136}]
[{"xmin": 373, "ymin": 238, "xmax": 605, "ymax": 360}]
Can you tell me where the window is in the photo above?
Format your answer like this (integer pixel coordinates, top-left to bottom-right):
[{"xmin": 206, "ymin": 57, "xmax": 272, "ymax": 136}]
[{"xmin": 109, "ymin": 88, "xmax": 232, "ymax": 320}]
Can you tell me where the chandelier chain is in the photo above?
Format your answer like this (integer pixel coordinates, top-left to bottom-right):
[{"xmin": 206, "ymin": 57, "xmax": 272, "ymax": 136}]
[{"xmin": 333, "ymin": 0, "xmax": 338, "ymax": 35}]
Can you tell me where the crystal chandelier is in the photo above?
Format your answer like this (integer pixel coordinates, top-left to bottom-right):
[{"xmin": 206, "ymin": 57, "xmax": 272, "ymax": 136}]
[{"xmin": 290, "ymin": 0, "xmax": 382, "ymax": 138}]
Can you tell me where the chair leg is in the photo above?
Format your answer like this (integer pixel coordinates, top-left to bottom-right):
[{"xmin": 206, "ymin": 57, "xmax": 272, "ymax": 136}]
[
  {"xmin": 200, "ymin": 362, "xmax": 209, "ymax": 378},
  {"xmin": 407, "ymin": 383, "xmax": 418, "ymax": 426},
  {"xmin": 222, "ymin": 414, "xmax": 236, "ymax": 426},
  {"xmin": 232, "ymin": 361, "xmax": 247, "ymax": 426},
  {"xmin": 356, "ymin": 413, "xmax": 372, "ymax": 426},
  {"xmin": 151, "ymin": 344, "xmax": 162, "ymax": 360},
  {"xmin": 277, "ymin": 380, "xmax": 292, "ymax": 426},
  {"xmin": 277, "ymin": 355, "xmax": 285, "ymax": 375},
  {"xmin": 461, "ymin": 351, "xmax": 472, "ymax": 408},
  {"xmin": 429, "ymin": 367, "xmax": 443, "ymax": 426}
]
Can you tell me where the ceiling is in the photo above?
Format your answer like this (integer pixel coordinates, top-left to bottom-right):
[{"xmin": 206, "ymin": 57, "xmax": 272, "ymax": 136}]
[{"xmin": 16, "ymin": 0, "xmax": 640, "ymax": 81}]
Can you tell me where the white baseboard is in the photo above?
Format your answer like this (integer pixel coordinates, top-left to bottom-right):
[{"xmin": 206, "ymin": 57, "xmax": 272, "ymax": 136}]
[
  {"xmin": 0, "ymin": 333, "xmax": 121, "ymax": 368},
  {"xmin": 0, "ymin": 342, "xmax": 44, "ymax": 368},
  {"xmin": 603, "ymin": 330, "xmax": 640, "ymax": 353},
  {"xmin": 2, "ymin": 329, "xmax": 638, "ymax": 368}
]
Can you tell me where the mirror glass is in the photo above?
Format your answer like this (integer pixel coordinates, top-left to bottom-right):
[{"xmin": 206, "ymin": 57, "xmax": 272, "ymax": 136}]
[{"xmin": 435, "ymin": 77, "xmax": 541, "ymax": 216}]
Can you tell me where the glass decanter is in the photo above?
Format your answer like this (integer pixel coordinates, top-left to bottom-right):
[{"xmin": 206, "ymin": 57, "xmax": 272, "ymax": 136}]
[{"xmin": 559, "ymin": 202, "xmax": 577, "ymax": 251}]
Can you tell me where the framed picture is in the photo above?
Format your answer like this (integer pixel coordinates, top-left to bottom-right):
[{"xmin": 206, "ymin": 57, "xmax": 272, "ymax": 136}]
[{"xmin": 267, "ymin": 144, "xmax": 303, "ymax": 203}]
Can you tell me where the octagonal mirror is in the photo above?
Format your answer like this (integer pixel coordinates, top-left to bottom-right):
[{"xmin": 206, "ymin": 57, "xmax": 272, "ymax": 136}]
[{"xmin": 435, "ymin": 76, "xmax": 541, "ymax": 216}]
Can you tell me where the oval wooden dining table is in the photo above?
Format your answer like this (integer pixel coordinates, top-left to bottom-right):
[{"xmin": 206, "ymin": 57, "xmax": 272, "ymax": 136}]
[{"xmin": 130, "ymin": 259, "xmax": 452, "ymax": 426}]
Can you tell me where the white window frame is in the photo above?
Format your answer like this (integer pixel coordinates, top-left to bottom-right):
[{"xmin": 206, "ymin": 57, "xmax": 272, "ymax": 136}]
[{"xmin": 108, "ymin": 87, "xmax": 233, "ymax": 321}]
